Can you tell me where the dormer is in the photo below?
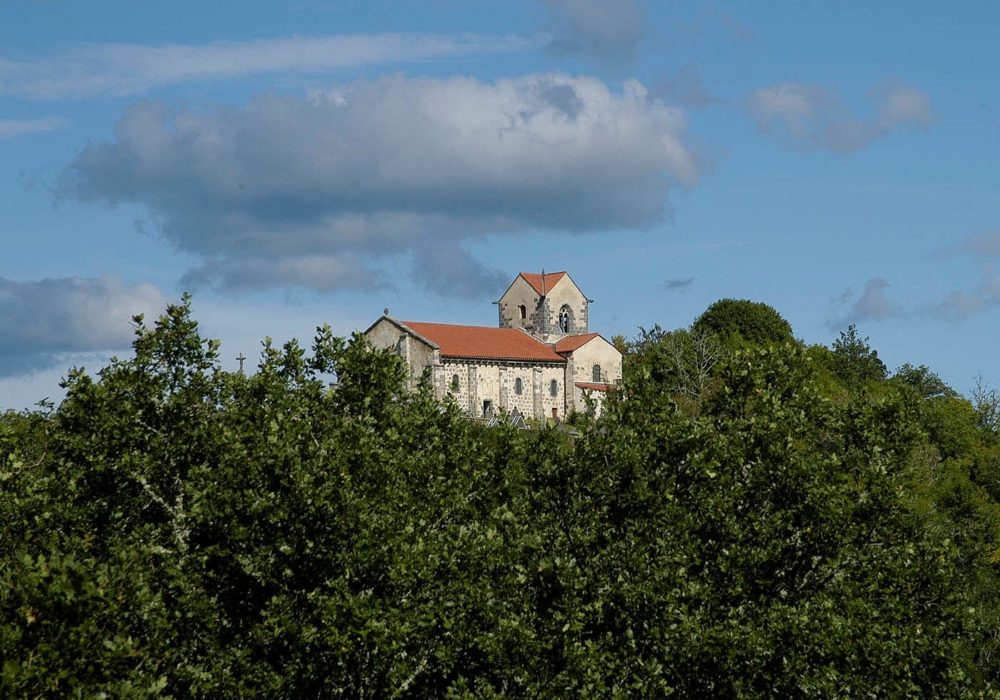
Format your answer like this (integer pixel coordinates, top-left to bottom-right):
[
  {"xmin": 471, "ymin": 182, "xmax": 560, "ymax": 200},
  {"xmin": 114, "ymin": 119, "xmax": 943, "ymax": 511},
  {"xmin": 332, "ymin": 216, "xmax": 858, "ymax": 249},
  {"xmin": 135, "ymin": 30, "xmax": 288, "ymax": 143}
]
[{"xmin": 497, "ymin": 271, "xmax": 589, "ymax": 342}]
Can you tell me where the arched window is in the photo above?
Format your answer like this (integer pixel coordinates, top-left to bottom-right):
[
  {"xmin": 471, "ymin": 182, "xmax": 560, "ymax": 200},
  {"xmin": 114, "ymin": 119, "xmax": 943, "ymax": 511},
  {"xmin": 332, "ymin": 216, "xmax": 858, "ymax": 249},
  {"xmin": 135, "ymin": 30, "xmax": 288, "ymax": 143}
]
[
  {"xmin": 592, "ymin": 364, "xmax": 601, "ymax": 382},
  {"xmin": 514, "ymin": 377, "xmax": 523, "ymax": 395},
  {"xmin": 550, "ymin": 379, "xmax": 558, "ymax": 397},
  {"xmin": 518, "ymin": 304, "xmax": 527, "ymax": 320},
  {"xmin": 558, "ymin": 305, "xmax": 571, "ymax": 333},
  {"xmin": 451, "ymin": 374, "xmax": 460, "ymax": 391}
]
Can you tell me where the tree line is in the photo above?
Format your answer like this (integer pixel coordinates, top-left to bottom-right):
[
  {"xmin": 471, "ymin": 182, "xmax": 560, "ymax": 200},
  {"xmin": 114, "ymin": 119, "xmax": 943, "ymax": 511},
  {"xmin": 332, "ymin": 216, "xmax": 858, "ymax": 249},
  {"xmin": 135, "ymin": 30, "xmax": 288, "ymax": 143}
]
[{"xmin": 2, "ymin": 296, "xmax": 999, "ymax": 697}]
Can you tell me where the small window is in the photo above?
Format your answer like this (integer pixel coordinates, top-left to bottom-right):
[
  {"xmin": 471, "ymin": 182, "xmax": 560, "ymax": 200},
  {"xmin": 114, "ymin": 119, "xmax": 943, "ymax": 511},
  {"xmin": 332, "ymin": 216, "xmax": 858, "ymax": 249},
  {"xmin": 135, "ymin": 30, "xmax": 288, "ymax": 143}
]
[
  {"xmin": 549, "ymin": 379, "xmax": 558, "ymax": 397},
  {"xmin": 559, "ymin": 305, "xmax": 571, "ymax": 333},
  {"xmin": 592, "ymin": 364, "xmax": 601, "ymax": 382},
  {"xmin": 451, "ymin": 374, "xmax": 460, "ymax": 391},
  {"xmin": 514, "ymin": 377, "xmax": 523, "ymax": 395},
  {"xmin": 518, "ymin": 304, "xmax": 527, "ymax": 320}
]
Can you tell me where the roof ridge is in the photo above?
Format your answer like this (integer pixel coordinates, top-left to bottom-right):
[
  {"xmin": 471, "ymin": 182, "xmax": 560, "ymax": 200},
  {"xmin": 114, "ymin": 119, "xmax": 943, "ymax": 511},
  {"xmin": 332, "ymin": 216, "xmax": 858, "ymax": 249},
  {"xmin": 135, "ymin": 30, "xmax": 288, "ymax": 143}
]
[
  {"xmin": 518, "ymin": 270, "xmax": 568, "ymax": 296},
  {"xmin": 554, "ymin": 331, "xmax": 610, "ymax": 354},
  {"xmin": 402, "ymin": 320, "xmax": 566, "ymax": 363},
  {"xmin": 515, "ymin": 326, "xmax": 549, "ymax": 343}
]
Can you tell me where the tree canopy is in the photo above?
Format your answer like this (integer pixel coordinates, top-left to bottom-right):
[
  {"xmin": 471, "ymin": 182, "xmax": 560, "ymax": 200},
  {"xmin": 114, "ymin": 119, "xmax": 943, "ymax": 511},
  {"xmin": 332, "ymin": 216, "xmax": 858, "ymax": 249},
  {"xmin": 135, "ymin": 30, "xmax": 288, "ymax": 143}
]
[
  {"xmin": 827, "ymin": 324, "xmax": 889, "ymax": 388},
  {"xmin": 691, "ymin": 298, "xmax": 795, "ymax": 347},
  {"xmin": 1, "ymin": 297, "xmax": 997, "ymax": 697}
]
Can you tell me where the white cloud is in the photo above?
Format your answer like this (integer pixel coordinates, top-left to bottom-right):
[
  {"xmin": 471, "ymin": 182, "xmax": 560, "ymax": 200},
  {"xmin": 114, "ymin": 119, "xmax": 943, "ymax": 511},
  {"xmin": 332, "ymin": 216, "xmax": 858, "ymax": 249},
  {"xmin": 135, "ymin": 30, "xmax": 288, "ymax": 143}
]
[
  {"xmin": 0, "ymin": 116, "xmax": 67, "ymax": 139},
  {"xmin": 748, "ymin": 81, "xmax": 932, "ymax": 152},
  {"xmin": 0, "ymin": 276, "xmax": 170, "ymax": 377},
  {"xmin": 543, "ymin": 0, "xmax": 643, "ymax": 66},
  {"xmin": 0, "ymin": 33, "xmax": 534, "ymax": 99},
  {"xmin": 61, "ymin": 73, "xmax": 702, "ymax": 295}
]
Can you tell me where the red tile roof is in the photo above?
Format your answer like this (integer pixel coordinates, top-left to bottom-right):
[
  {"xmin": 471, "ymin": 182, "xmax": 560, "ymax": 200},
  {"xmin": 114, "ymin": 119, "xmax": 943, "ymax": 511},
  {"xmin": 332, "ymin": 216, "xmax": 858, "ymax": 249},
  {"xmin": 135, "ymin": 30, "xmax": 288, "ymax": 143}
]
[
  {"xmin": 575, "ymin": 382, "xmax": 614, "ymax": 392},
  {"xmin": 554, "ymin": 332, "xmax": 602, "ymax": 353},
  {"xmin": 402, "ymin": 321, "xmax": 566, "ymax": 363},
  {"xmin": 519, "ymin": 271, "xmax": 567, "ymax": 296}
]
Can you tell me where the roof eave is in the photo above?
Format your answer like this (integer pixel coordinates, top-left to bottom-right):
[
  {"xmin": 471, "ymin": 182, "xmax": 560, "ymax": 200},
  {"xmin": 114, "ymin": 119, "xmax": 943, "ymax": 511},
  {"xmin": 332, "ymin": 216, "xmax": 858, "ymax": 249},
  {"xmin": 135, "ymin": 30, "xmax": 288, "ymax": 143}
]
[{"xmin": 441, "ymin": 354, "xmax": 566, "ymax": 364}]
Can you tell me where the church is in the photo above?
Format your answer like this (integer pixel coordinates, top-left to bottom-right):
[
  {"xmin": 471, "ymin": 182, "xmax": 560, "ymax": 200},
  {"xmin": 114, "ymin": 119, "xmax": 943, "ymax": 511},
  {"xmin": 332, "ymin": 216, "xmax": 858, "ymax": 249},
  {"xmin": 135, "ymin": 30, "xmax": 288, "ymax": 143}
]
[{"xmin": 364, "ymin": 271, "xmax": 622, "ymax": 420}]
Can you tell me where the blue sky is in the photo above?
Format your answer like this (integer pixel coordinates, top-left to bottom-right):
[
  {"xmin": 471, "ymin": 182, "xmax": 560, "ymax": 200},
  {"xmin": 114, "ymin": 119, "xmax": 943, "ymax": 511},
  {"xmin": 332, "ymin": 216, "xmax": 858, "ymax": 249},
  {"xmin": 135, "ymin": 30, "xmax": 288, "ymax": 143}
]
[{"xmin": 2, "ymin": 0, "xmax": 1000, "ymax": 408}]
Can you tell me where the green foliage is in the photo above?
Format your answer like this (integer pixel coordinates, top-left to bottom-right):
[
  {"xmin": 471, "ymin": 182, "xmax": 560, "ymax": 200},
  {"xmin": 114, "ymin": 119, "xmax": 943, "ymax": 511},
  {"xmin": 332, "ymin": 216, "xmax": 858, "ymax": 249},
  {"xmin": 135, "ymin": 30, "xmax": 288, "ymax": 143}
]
[
  {"xmin": 827, "ymin": 324, "xmax": 888, "ymax": 388},
  {"xmin": 624, "ymin": 325, "xmax": 723, "ymax": 413},
  {"xmin": 0, "ymin": 297, "xmax": 994, "ymax": 697},
  {"xmin": 921, "ymin": 397, "xmax": 981, "ymax": 460},
  {"xmin": 1, "ymin": 547, "xmax": 171, "ymax": 697},
  {"xmin": 610, "ymin": 333, "xmax": 628, "ymax": 355},
  {"xmin": 971, "ymin": 376, "xmax": 1000, "ymax": 433},
  {"xmin": 607, "ymin": 344, "xmax": 983, "ymax": 695},
  {"xmin": 893, "ymin": 363, "xmax": 958, "ymax": 399},
  {"xmin": 692, "ymin": 298, "xmax": 795, "ymax": 347},
  {"xmin": 898, "ymin": 371, "xmax": 1000, "ymax": 686}
]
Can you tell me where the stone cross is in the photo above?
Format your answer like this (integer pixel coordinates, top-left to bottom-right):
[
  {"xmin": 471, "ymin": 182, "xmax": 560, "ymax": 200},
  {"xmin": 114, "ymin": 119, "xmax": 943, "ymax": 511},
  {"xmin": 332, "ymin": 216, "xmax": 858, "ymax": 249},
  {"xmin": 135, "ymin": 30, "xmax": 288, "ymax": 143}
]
[{"xmin": 236, "ymin": 352, "xmax": 247, "ymax": 373}]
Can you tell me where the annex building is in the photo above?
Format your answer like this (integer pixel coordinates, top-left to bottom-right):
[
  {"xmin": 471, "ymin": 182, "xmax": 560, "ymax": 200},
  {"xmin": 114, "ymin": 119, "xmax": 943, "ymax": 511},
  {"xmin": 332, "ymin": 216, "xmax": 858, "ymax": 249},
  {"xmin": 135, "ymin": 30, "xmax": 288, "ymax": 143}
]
[{"xmin": 364, "ymin": 271, "xmax": 622, "ymax": 420}]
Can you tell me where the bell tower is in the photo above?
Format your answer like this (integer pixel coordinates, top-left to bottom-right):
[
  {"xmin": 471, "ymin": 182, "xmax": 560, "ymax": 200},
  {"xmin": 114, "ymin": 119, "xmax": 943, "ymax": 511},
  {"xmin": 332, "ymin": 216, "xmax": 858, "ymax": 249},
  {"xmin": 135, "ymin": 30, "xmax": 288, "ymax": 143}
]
[{"xmin": 497, "ymin": 271, "xmax": 589, "ymax": 342}]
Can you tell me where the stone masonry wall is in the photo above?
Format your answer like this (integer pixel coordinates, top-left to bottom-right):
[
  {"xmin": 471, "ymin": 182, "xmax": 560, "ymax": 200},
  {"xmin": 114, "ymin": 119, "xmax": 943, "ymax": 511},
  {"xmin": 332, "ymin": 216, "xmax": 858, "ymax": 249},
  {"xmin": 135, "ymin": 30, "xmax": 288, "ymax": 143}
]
[
  {"xmin": 365, "ymin": 318, "xmax": 439, "ymax": 391},
  {"xmin": 498, "ymin": 276, "xmax": 541, "ymax": 333},
  {"xmin": 498, "ymin": 275, "xmax": 588, "ymax": 342},
  {"xmin": 442, "ymin": 359, "xmax": 565, "ymax": 420},
  {"xmin": 539, "ymin": 278, "xmax": 589, "ymax": 342},
  {"xmin": 566, "ymin": 336, "xmax": 622, "ymax": 413}
]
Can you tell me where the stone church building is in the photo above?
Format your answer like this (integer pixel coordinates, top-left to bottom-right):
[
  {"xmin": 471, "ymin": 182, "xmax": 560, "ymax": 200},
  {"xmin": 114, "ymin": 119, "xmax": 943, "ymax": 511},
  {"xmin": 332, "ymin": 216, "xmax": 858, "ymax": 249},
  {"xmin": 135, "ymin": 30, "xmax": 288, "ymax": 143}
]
[{"xmin": 364, "ymin": 271, "xmax": 622, "ymax": 420}]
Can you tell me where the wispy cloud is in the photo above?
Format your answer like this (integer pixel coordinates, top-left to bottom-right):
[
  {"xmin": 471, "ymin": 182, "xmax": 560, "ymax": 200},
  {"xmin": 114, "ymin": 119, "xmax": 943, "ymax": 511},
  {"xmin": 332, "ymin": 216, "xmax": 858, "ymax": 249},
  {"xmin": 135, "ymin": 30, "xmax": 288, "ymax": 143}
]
[
  {"xmin": 0, "ymin": 33, "xmax": 534, "ymax": 99},
  {"xmin": 748, "ymin": 81, "xmax": 932, "ymax": 152},
  {"xmin": 0, "ymin": 116, "xmax": 67, "ymax": 138},
  {"xmin": 675, "ymin": 8, "xmax": 753, "ymax": 43},
  {"xmin": 0, "ymin": 276, "xmax": 169, "ymax": 377},
  {"xmin": 829, "ymin": 277, "xmax": 904, "ymax": 329},
  {"xmin": 921, "ymin": 232, "xmax": 1000, "ymax": 321},
  {"xmin": 830, "ymin": 233, "xmax": 1000, "ymax": 326},
  {"xmin": 542, "ymin": 0, "xmax": 643, "ymax": 67},
  {"xmin": 921, "ymin": 290, "xmax": 986, "ymax": 322},
  {"xmin": 61, "ymin": 74, "xmax": 702, "ymax": 296},
  {"xmin": 651, "ymin": 65, "xmax": 722, "ymax": 109},
  {"xmin": 662, "ymin": 277, "xmax": 694, "ymax": 291},
  {"xmin": 952, "ymin": 231, "xmax": 1000, "ymax": 258}
]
